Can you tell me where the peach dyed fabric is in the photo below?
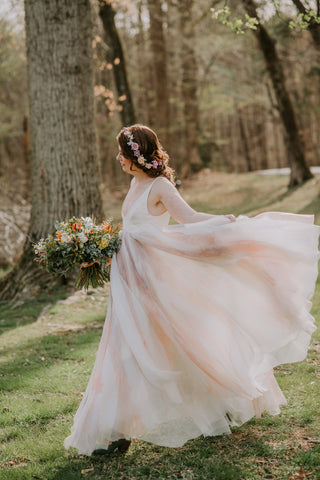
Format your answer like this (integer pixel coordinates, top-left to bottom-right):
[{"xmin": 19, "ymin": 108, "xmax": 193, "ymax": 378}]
[{"xmin": 64, "ymin": 180, "xmax": 319, "ymax": 455}]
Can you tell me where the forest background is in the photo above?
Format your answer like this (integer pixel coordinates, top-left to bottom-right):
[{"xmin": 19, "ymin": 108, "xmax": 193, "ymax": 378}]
[{"xmin": 0, "ymin": 0, "xmax": 320, "ymax": 268}]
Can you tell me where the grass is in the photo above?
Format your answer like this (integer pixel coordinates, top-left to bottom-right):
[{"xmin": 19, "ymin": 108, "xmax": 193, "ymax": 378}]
[
  {"xmin": 1, "ymin": 171, "xmax": 320, "ymax": 479},
  {"xmin": 0, "ymin": 287, "xmax": 68, "ymax": 335}
]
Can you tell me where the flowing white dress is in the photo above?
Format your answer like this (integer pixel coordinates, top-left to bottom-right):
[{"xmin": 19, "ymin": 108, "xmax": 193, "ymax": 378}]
[{"xmin": 64, "ymin": 178, "xmax": 319, "ymax": 455}]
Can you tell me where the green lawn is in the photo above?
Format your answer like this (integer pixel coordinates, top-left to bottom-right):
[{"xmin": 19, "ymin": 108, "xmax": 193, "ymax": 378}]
[{"xmin": 1, "ymin": 172, "xmax": 320, "ymax": 479}]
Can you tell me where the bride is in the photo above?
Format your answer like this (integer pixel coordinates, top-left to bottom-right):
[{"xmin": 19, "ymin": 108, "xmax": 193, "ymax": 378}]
[{"xmin": 64, "ymin": 124, "xmax": 319, "ymax": 456}]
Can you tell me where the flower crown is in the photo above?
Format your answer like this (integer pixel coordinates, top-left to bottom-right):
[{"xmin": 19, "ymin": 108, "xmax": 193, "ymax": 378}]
[{"xmin": 123, "ymin": 127, "xmax": 160, "ymax": 170}]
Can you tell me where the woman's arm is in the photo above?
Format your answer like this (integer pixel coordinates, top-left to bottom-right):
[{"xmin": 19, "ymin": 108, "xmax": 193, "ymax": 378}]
[{"xmin": 150, "ymin": 177, "xmax": 235, "ymax": 224}]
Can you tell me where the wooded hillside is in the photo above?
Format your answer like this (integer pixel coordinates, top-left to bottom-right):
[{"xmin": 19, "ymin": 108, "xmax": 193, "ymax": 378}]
[{"xmin": 1, "ymin": 1, "xmax": 319, "ymax": 188}]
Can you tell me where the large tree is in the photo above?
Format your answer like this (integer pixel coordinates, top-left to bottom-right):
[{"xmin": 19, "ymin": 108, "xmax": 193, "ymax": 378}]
[
  {"xmin": 0, "ymin": 0, "xmax": 103, "ymax": 302},
  {"xmin": 98, "ymin": 0, "xmax": 136, "ymax": 126},
  {"xmin": 179, "ymin": 0, "xmax": 203, "ymax": 177},
  {"xmin": 147, "ymin": 0, "xmax": 170, "ymax": 145},
  {"xmin": 242, "ymin": 0, "xmax": 313, "ymax": 187}
]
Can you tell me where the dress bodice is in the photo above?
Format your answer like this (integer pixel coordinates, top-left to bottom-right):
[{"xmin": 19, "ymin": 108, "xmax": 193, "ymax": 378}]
[{"xmin": 122, "ymin": 178, "xmax": 171, "ymax": 230}]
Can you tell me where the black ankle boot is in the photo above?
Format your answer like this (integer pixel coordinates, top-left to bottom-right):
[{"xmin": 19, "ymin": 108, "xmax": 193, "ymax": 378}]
[{"xmin": 92, "ymin": 438, "xmax": 131, "ymax": 455}]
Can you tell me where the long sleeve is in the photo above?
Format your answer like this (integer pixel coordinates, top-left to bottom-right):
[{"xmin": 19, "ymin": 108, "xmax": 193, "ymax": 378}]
[{"xmin": 153, "ymin": 177, "xmax": 229, "ymax": 224}]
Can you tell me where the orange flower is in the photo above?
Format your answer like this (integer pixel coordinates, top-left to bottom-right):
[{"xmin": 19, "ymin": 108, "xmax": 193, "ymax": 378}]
[
  {"xmin": 56, "ymin": 230, "xmax": 62, "ymax": 239},
  {"xmin": 106, "ymin": 257, "xmax": 112, "ymax": 266},
  {"xmin": 103, "ymin": 223, "xmax": 111, "ymax": 232},
  {"xmin": 72, "ymin": 223, "xmax": 81, "ymax": 232}
]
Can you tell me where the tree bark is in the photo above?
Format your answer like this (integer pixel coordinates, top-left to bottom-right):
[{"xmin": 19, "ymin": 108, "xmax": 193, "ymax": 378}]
[
  {"xmin": 147, "ymin": 0, "xmax": 170, "ymax": 144},
  {"xmin": 240, "ymin": 113, "xmax": 253, "ymax": 172},
  {"xmin": 242, "ymin": 0, "xmax": 313, "ymax": 187},
  {"xmin": 179, "ymin": 0, "xmax": 203, "ymax": 178},
  {"xmin": 0, "ymin": 0, "xmax": 103, "ymax": 302},
  {"xmin": 255, "ymin": 106, "xmax": 268, "ymax": 170},
  {"xmin": 98, "ymin": 0, "xmax": 136, "ymax": 126},
  {"xmin": 136, "ymin": 0, "xmax": 149, "ymax": 125}
]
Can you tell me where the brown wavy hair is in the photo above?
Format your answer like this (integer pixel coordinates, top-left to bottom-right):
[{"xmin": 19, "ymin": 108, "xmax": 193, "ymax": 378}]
[{"xmin": 117, "ymin": 124, "xmax": 175, "ymax": 183}]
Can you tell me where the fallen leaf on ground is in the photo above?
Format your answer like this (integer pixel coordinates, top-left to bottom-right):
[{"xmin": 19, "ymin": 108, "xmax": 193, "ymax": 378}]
[
  {"xmin": 289, "ymin": 466, "xmax": 314, "ymax": 479},
  {"xmin": 81, "ymin": 467, "xmax": 94, "ymax": 474}
]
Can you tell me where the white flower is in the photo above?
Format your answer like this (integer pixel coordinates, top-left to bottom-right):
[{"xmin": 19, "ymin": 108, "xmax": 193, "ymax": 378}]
[
  {"xmin": 61, "ymin": 233, "xmax": 72, "ymax": 243},
  {"xmin": 78, "ymin": 232, "xmax": 88, "ymax": 245},
  {"xmin": 34, "ymin": 239, "xmax": 45, "ymax": 253},
  {"xmin": 81, "ymin": 216, "xmax": 92, "ymax": 223},
  {"xmin": 81, "ymin": 217, "xmax": 93, "ymax": 232}
]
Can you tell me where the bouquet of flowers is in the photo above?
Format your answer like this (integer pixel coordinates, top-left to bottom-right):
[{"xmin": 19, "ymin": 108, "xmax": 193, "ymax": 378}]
[{"xmin": 33, "ymin": 216, "xmax": 122, "ymax": 289}]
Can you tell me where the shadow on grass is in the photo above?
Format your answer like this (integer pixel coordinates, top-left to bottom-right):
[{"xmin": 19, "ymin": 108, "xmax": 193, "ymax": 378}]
[
  {"xmin": 0, "ymin": 286, "xmax": 69, "ymax": 335},
  {"xmin": 46, "ymin": 429, "xmax": 313, "ymax": 480},
  {"xmin": 0, "ymin": 325, "xmax": 102, "ymax": 394},
  {"xmin": 46, "ymin": 437, "xmax": 246, "ymax": 480},
  {"xmin": 3, "ymin": 428, "xmax": 319, "ymax": 479},
  {"xmin": 299, "ymin": 193, "xmax": 320, "ymax": 218}
]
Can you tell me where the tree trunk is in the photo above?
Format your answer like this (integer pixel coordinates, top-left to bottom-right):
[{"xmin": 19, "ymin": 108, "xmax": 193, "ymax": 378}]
[
  {"xmin": 0, "ymin": 0, "xmax": 103, "ymax": 302},
  {"xmin": 147, "ymin": 0, "xmax": 170, "ymax": 144},
  {"xmin": 135, "ymin": 1, "xmax": 149, "ymax": 125},
  {"xmin": 98, "ymin": 0, "xmax": 136, "ymax": 126},
  {"xmin": 255, "ymin": 106, "xmax": 268, "ymax": 170},
  {"xmin": 230, "ymin": 114, "xmax": 240, "ymax": 172},
  {"xmin": 179, "ymin": 0, "xmax": 203, "ymax": 178},
  {"xmin": 242, "ymin": 0, "xmax": 313, "ymax": 187},
  {"xmin": 237, "ymin": 106, "xmax": 253, "ymax": 172},
  {"xmin": 22, "ymin": 114, "xmax": 31, "ymax": 199},
  {"xmin": 274, "ymin": 117, "xmax": 283, "ymax": 169}
]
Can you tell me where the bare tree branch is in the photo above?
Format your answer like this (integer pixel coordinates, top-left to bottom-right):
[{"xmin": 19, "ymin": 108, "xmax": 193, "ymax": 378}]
[
  {"xmin": 291, "ymin": 0, "xmax": 307, "ymax": 14},
  {"xmin": 290, "ymin": 0, "xmax": 320, "ymax": 47}
]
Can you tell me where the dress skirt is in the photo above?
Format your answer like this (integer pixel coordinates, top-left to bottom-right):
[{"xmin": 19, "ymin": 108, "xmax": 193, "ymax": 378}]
[{"xmin": 64, "ymin": 212, "xmax": 319, "ymax": 455}]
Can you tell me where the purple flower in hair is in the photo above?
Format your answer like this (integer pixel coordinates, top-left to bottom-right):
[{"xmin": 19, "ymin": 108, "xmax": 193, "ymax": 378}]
[{"xmin": 123, "ymin": 128, "xmax": 147, "ymax": 166}]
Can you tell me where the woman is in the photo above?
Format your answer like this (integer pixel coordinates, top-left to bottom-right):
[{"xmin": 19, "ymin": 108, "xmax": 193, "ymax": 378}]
[{"xmin": 65, "ymin": 124, "xmax": 319, "ymax": 456}]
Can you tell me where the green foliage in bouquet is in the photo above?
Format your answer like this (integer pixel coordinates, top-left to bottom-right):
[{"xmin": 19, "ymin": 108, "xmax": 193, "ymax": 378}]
[{"xmin": 34, "ymin": 217, "xmax": 122, "ymax": 289}]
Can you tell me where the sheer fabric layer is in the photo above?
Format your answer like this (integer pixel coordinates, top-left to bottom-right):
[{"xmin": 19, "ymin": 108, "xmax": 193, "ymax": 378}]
[{"xmin": 65, "ymin": 181, "xmax": 319, "ymax": 455}]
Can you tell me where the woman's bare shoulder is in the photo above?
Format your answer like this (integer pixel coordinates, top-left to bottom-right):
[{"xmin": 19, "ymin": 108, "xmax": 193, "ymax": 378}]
[{"xmin": 153, "ymin": 176, "xmax": 175, "ymax": 191}]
